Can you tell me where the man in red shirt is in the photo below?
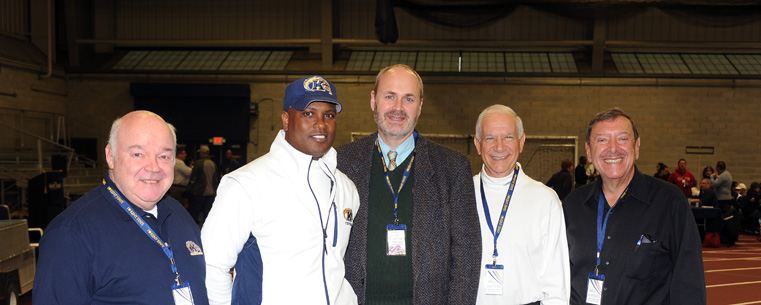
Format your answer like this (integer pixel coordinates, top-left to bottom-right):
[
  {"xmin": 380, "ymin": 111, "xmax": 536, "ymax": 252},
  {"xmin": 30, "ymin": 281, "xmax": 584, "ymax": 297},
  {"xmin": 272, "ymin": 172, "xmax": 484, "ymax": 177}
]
[{"xmin": 668, "ymin": 158, "xmax": 697, "ymax": 198}]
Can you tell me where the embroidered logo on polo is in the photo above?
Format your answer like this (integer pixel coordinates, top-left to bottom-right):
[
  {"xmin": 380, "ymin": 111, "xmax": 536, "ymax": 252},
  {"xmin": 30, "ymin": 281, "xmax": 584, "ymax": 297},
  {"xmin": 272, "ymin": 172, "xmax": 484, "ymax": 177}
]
[
  {"xmin": 343, "ymin": 208, "xmax": 354, "ymax": 226},
  {"xmin": 186, "ymin": 241, "xmax": 203, "ymax": 256},
  {"xmin": 303, "ymin": 76, "xmax": 333, "ymax": 95}
]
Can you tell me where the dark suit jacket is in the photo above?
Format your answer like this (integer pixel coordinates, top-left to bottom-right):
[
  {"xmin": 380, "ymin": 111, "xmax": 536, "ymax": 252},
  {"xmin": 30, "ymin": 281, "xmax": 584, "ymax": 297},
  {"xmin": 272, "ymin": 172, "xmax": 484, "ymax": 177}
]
[
  {"xmin": 547, "ymin": 170, "xmax": 573, "ymax": 200},
  {"xmin": 337, "ymin": 132, "xmax": 481, "ymax": 305}
]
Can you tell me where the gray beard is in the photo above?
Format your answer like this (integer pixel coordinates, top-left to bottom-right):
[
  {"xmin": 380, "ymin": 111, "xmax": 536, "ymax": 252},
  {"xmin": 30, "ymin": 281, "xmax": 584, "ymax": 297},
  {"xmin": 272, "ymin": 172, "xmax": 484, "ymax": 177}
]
[{"xmin": 375, "ymin": 110, "xmax": 416, "ymax": 141}]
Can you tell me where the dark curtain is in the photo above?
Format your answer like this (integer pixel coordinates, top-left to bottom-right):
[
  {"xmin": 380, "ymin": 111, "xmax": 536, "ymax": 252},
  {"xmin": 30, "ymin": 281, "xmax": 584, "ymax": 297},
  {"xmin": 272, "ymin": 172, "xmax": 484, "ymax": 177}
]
[
  {"xmin": 659, "ymin": 5, "xmax": 761, "ymax": 27},
  {"xmin": 377, "ymin": 0, "xmax": 399, "ymax": 43},
  {"xmin": 375, "ymin": 0, "xmax": 761, "ymax": 43}
]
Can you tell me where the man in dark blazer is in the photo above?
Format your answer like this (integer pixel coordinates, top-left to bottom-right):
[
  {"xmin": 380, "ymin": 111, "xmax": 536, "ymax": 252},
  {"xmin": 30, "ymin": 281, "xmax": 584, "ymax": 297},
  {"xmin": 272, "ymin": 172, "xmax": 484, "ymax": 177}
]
[{"xmin": 337, "ymin": 64, "xmax": 480, "ymax": 304}]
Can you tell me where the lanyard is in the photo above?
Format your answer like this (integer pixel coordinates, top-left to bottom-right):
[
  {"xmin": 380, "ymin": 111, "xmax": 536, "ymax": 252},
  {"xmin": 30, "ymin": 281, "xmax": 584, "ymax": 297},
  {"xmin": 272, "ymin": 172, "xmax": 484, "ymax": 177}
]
[
  {"xmin": 102, "ymin": 179, "xmax": 182, "ymax": 285},
  {"xmin": 376, "ymin": 139, "xmax": 415, "ymax": 226},
  {"xmin": 307, "ymin": 159, "xmax": 338, "ymax": 254},
  {"xmin": 595, "ymin": 186, "xmax": 629, "ymax": 275},
  {"xmin": 479, "ymin": 166, "xmax": 519, "ymax": 266}
]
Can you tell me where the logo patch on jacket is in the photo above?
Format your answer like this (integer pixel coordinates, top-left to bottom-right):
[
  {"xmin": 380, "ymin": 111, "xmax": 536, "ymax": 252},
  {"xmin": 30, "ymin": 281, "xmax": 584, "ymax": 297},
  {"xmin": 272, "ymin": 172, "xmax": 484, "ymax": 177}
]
[
  {"xmin": 186, "ymin": 241, "xmax": 203, "ymax": 256},
  {"xmin": 343, "ymin": 208, "xmax": 354, "ymax": 226}
]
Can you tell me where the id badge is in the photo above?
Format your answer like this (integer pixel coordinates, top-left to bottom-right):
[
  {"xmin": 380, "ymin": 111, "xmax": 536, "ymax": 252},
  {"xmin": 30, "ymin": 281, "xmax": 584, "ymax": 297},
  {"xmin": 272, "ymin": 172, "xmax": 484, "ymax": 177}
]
[
  {"xmin": 386, "ymin": 224, "xmax": 407, "ymax": 256},
  {"xmin": 172, "ymin": 281, "xmax": 195, "ymax": 305},
  {"xmin": 484, "ymin": 264, "xmax": 504, "ymax": 295},
  {"xmin": 586, "ymin": 273, "xmax": 605, "ymax": 305}
]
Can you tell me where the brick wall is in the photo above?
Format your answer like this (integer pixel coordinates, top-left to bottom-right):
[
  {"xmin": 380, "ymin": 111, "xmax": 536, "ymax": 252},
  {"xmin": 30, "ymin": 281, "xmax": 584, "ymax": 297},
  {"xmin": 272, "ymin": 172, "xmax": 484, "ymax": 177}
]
[
  {"xmin": 247, "ymin": 78, "xmax": 761, "ymax": 184},
  {"xmin": 4, "ymin": 68, "xmax": 759, "ymax": 185}
]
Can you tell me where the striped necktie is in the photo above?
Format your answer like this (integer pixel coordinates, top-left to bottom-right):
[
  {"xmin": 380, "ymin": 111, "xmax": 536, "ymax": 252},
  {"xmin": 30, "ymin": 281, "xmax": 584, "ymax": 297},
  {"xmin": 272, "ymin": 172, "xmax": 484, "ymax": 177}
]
[{"xmin": 387, "ymin": 151, "xmax": 397, "ymax": 171}]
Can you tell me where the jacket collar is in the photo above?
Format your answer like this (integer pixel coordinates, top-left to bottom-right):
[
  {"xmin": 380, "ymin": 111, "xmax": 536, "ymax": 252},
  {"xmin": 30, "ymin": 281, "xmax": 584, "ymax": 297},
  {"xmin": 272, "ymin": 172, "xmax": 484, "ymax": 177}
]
[{"xmin": 270, "ymin": 129, "xmax": 338, "ymax": 177}]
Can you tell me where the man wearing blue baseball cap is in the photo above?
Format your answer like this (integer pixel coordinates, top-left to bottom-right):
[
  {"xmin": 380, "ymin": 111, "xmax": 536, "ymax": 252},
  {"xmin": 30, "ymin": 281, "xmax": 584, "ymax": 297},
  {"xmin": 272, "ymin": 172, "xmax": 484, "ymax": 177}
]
[{"xmin": 202, "ymin": 75, "xmax": 360, "ymax": 305}]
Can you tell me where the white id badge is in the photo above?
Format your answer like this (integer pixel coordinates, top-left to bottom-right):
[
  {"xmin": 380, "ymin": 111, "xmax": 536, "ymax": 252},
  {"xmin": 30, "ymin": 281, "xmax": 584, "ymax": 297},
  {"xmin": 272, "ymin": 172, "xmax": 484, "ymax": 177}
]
[
  {"xmin": 386, "ymin": 224, "xmax": 407, "ymax": 256},
  {"xmin": 586, "ymin": 273, "xmax": 605, "ymax": 305},
  {"xmin": 172, "ymin": 281, "xmax": 195, "ymax": 305},
  {"xmin": 484, "ymin": 264, "xmax": 504, "ymax": 295}
]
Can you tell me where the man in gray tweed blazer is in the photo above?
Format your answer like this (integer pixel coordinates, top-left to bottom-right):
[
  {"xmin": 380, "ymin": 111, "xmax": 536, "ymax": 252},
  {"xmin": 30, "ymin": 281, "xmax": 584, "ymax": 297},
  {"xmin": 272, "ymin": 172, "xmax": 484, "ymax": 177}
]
[{"xmin": 337, "ymin": 64, "xmax": 481, "ymax": 305}]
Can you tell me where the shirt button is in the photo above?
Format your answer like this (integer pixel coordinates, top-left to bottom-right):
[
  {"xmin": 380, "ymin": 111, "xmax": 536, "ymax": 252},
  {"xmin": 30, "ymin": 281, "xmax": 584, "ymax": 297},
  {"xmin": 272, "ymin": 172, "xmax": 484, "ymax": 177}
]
[
  {"xmin": 605, "ymin": 261, "xmax": 610, "ymax": 265},
  {"xmin": 607, "ymin": 236, "xmax": 611, "ymax": 240},
  {"xmin": 604, "ymin": 287, "xmax": 608, "ymax": 291}
]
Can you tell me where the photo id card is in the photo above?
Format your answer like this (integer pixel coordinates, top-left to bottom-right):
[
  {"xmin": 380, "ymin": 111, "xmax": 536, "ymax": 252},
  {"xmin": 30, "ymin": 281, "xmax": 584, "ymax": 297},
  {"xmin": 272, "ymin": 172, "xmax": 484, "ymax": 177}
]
[
  {"xmin": 484, "ymin": 264, "xmax": 504, "ymax": 295},
  {"xmin": 172, "ymin": 281, "xmax": 195, "ymax": 305},
  {"xmin": 586, "ymin": 273, "xmax": 605, "ymax": 305},
  {"xmin": 386, "ymin": 224, "xmax": 407, "ymax": 256}
]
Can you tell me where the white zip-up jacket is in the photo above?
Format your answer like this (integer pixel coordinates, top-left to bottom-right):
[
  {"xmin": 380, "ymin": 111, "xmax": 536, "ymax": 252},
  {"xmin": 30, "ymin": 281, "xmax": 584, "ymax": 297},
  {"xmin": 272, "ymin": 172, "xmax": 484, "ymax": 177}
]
[{"xmin": 202, "ymin": 130, "xmax": 360, "ymax": 305}]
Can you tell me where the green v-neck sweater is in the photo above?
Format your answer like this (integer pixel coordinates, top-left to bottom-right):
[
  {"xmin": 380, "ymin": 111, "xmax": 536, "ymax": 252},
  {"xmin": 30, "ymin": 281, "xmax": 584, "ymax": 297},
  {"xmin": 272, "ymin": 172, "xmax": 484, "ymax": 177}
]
[{"xmin": 365, "ymin": 149, "xmax": 415, "ymax": 305}]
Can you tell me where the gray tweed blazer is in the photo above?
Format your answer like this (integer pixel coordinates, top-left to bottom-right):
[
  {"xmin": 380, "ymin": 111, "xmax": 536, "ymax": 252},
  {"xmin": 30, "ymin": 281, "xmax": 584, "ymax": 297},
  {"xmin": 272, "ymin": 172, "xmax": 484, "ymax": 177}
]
[{"xmin": 337, "ymin": 132, "xmax": 481, "ymax": 305}]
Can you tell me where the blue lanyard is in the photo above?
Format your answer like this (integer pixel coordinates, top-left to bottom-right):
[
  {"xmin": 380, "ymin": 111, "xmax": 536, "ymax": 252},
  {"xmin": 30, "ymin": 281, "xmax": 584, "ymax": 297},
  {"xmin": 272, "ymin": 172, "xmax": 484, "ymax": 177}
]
[
  {"xmin": 102, "ymin": 179, "xmax": 182, "ymax": 284},
  {"xmin": 479, "ymin": 167, "xmax": 519, "ymax": 266},
  {"xmin": 595, "ymin": 186, "xmax": 629, "ymax": 275},
  {"xmin": 376, "ymin": 139, "xmax": 415, "ymax": 226}
]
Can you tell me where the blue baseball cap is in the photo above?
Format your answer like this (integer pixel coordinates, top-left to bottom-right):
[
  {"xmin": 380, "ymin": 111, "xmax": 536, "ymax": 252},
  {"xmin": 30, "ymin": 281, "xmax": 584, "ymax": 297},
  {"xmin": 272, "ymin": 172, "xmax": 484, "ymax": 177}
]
[{"xmin": 283, "ymin": 75, "xmax": 342, "ymax": 113}]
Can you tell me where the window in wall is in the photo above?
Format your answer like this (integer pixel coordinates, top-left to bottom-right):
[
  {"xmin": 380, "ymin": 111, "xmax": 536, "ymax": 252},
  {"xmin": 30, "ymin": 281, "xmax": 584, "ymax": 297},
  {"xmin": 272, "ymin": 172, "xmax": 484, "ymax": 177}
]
[
  {"xmin": 219, "ymin": 51, "xmax": 269, "ymax": 70},
  {"xmin": 261, "ymin": 51, "xmax": 292, "ymax": 70},
  {"xmin": 682, "ymin": 54, "xmax": 737, "ymax": 75},
  {"xmin": 370, "ymin": 51, "xmax": 418, "ymax": 71},
  {"xmin": 461, "ymin": 52, "xmax": 505, "ymax": 73},
  {"xmin": 611, "ymin": 53, "xmax": 644, "ymax": 74},
  {"xmin": 505, "ymin": 53, "xmax": 552, "ymax": 73},
  {"xmin": 726, "ymin": 54, "xmax": 761, "ymax": 75},
  {"xmin": 611, "ymin": 52, "xmax": 760, "ymax": 76},
  {"xmin": 176, "ymin": 51, "xmax": 228, "ymax": 70},
  {"xmin": 638, "ymin": 53, "xmax": 691, "ymax": 74},
  {"xmin": 548, "ymin": 53, "xmax": 578, "ymax": 73},
  {"xmin": 346, "ymin": 51, "xmax": 375, "ymax": 71},
  {"xmin": 135, "ymin": 51, "xmax": 190, "ymax": 70},
  {"xmin": 113, "ymin": 50, "xmax": 149, "ymax": 70},
  {"xmin": 112, "ymin": 50, "xmax": 293, "ymax": 71},
  {"xmin": 345, "ymin": 51, "xmax": 577, "ymax": 74},
  {"xmin": 416, "ymin": 51, "xmax": 459, "ymax": 72}
]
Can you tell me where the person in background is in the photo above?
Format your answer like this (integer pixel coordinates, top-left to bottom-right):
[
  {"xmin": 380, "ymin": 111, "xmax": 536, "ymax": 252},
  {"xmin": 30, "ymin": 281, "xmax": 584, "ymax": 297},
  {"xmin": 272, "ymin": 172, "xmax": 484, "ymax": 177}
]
[
  {"xmin": 711, "ymin": 161, "xmax": 733, "ymax": 214},
  {"xmin": 667, "ymin": 158, "xmax": 697, "ymax": 198},
  {"xmin": 473, "ymin": 104, "xmax": 569, "ymax": 305},
  {"xmin": 702, "ymin": 166, "xmax": 714, "ymax": 180},
  {"xmin": 740, "ymin": 182, "xmax": 761, "ymax": 235},
  {"xmin": 690, "ymin": 178, "xmax": 718, "ymax": 208},
  {"xmin": 563, "ymin": 108, "xmax": 705, "ymax": 305},
  {"xmin": 34, "ymin": 110, "xmax": 209, "ymax": 305},
  {"xmin": 547, "ymin": 158, "xmax": 574, "ymax": 200},
  {"xmin": 586, "ymin": 159, "xmax": 599, "ymax": 183},
  {"xmin": 169, "ymin": 147, "xmax": 192, "ymax": 207},
  {"xmin": 187, "ymin": 145, "xmax": 218, "ymax": 225},
  {"xmin": 654, "ymin": 162, "xmax": 670, "ymax": 180},
  {"xmin": 218, "ymin": 149, "xmax": 241, "ymax": 178},
  {"xmin": 575, "ymin": 156, "xmax": 590, "ymax": 189}
]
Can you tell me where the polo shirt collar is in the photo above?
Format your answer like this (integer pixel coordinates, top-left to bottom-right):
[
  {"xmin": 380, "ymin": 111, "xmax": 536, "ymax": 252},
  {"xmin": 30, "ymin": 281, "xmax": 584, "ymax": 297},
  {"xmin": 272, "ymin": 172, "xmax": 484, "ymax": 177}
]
[{"xmin": 101, "ymin": 172, "xmax": 172, "ymax": 223}]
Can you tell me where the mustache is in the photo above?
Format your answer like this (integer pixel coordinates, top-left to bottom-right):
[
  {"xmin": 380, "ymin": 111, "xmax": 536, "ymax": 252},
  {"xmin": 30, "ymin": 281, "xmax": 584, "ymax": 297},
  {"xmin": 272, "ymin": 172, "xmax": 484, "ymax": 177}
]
[
  {"xmin": 384, "ymin": 109, "xmax": 408, "ymax": 119},
  {"xmin": 600, "ymin": 153, "xmax": 625, "ymax": 158}
]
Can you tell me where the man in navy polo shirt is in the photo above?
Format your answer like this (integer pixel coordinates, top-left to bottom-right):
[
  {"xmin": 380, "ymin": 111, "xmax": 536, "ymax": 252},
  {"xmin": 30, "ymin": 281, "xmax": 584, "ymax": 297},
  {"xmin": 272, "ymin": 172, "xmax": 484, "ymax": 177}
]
[{"xmin": 34, "ymin": 110, "xmax": 209, "ymax": 305}]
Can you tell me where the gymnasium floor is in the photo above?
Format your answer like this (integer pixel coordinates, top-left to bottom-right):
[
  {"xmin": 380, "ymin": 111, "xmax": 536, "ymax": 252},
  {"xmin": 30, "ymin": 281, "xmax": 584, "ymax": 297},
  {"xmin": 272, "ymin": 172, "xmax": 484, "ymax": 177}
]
[{"xmin": 705, "ymin": 233, "xmax": 761, "ymax": 305}]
